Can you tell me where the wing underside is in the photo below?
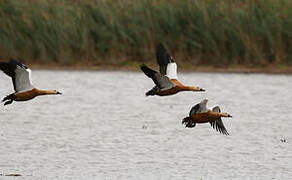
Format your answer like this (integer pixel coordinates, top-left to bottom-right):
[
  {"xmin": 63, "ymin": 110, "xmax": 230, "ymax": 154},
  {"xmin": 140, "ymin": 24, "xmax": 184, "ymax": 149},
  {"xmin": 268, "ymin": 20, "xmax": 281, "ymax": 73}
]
[
  {"xmin": 0, "ymin": 59, "xmax": 33, "ymax": 92},
  {"xmin": 14, "ymin": 67, "xmax": 33, "ymax": 92},
  {"xmin": 140, "ymin": 64, "xmax": 174, "ymax": 90},
  {"xmin": 210, "ymin": 106, "xmax": 229, "ymax": 135},
  {"xmin": 189, "ymin": 103, "xmax": 200, "ymax": 116}
]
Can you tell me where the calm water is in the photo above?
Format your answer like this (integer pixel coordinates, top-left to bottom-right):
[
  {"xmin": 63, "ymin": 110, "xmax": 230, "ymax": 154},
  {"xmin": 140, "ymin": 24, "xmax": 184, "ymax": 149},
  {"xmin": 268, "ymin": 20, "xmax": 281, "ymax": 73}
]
[{"xmin": 0, "ymin": 71, "xmax": 291, "ymax": 179}]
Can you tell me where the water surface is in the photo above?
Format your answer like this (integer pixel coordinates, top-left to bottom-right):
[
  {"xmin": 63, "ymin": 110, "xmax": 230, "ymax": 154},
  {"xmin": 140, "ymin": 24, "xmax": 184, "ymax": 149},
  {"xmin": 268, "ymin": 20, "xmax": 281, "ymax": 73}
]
[{"xmin": 0, "ymin": 71, "xmax": 291, "ymax": 179}]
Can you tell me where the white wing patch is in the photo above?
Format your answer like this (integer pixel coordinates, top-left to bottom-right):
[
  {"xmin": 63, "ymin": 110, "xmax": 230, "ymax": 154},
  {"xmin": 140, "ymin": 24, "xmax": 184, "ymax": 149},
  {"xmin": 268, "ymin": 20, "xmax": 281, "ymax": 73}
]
[
  {"xmin": 14, "ymin": 65, "xmax": 34, "ymax": 92},
  {"xmin": 166, "ymin": 62, "xmax": 178, "ymax": 79}
]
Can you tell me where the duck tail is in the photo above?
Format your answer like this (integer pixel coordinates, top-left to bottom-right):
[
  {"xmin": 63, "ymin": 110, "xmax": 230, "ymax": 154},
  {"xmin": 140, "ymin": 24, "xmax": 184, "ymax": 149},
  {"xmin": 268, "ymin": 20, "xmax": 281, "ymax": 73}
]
[
  {"xmin": 182, "ymin": 117, "xmax": 196, "ymax": 128},
  {"xmin": 145, "ymin": 86, "xmax": 159, "ymax": 96},
  {"xmin": 146, "ymin": 89, "xmax": 156, "ymax": 96}
]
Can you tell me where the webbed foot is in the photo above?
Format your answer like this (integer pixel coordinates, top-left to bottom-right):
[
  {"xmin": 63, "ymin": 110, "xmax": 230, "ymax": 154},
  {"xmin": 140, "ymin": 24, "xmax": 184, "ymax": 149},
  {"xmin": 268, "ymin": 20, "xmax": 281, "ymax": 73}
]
[{"xmin": 4, "ymin": 100, "xmax": 13, "ymax": 106}]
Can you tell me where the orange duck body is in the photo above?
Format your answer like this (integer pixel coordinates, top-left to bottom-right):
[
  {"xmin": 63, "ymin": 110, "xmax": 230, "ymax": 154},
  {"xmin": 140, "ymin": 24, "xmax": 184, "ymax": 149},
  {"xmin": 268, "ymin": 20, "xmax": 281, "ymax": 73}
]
[
  {"xmin": 1, "ymin": 59, "xmax": 61, "ymax": 105},
  {"xmin": 13, "ymin": 88, "xmax": 59, "ymax": 101},
  {"xmin": 191, "ymin": 110, "xmax": 230, "ymax": 124}
]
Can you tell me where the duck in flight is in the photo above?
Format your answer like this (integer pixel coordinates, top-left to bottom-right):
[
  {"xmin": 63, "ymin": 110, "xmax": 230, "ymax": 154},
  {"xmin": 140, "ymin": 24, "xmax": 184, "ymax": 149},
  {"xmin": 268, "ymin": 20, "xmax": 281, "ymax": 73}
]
[
  {"xmin": 0, "ymin": 59, "xmax": 62, "ymax": 105},
  {"xmin": 140, "ymin": 43, "xmax": 205, "ymax": 96},
  {"xmin": 182, "ymin": 99, "xmax": 232, "ymax": 135}
]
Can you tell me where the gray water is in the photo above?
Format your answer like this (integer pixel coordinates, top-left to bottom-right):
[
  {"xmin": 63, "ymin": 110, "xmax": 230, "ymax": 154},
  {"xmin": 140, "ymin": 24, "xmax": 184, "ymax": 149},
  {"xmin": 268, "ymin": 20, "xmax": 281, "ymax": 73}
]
[{"xmin": 0, "ymin": 71, "xmax": 291, "ymax": 180}]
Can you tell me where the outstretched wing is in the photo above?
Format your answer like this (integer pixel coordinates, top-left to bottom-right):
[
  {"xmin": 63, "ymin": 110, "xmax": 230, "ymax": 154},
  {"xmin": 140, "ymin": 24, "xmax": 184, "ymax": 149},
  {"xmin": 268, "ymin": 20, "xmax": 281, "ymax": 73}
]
[
  {"xmin": 0, "ymin": 60, "xmax": 15, "ymax": 84},
  {"xmin": 140, "ymin": 64, "xmax": 175, "ymax": 90},
  {"xmin": 189, "ymin": 99, "xmax": 208, "ymax": 116},
  {"xmin": 0, "ymin": 59, "xmax": 33, "ymax": 92},
  {"xmin": 210, "ymin": 106, "xmax": 230, "ymax": 135},
  {"xmin": 156, "ymin": 43, "xmax": 175, "ymax": 75},
  {"xmin": 189, "ymin": 103, "xmax": 200, "ymax": 116}
]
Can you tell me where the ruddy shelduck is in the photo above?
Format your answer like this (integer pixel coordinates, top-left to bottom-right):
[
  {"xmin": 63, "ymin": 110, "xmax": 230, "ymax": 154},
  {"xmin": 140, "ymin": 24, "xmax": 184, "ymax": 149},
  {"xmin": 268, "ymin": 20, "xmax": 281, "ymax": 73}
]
[
  {"xmin": 140, "ymin": 43, "xmax": 205, "ymax": 96},
  {"xmin": 182, "ymin": 99, "xmax": 232, "ymax": 135},
  {"xmin": 0, "ymin": 59, "xmax": 62, "ymax": 105}
]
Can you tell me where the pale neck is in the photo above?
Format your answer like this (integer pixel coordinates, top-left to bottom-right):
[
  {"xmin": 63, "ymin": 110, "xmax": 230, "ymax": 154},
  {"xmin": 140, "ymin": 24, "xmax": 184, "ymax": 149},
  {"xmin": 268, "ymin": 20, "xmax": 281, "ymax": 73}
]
[
  {"xmin": 36, "ymin": 89, "xmax": 57, "ymax": 95},
  {"xmin": 183, "ymin": 86, "xmax": 201, "ymax": 91},
  {"xmin": 219, "ymin": 112, "xmax": 231, "ymax": 117}
]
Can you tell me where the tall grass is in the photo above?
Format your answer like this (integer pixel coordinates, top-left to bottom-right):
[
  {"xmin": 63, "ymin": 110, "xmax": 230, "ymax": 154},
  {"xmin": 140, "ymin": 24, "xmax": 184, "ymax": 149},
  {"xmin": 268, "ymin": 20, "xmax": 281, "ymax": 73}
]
[{"xmin": 0, "ymin": 0, "xmax": 291, "ymax": 66}]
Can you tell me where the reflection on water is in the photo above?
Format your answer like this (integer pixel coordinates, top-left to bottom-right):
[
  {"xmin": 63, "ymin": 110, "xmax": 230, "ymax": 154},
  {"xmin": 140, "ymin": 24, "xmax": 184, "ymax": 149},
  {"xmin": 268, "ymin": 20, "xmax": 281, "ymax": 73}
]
[{"xmin": 0, "ymin": 71, "xmax": 291, "ymax": 179}]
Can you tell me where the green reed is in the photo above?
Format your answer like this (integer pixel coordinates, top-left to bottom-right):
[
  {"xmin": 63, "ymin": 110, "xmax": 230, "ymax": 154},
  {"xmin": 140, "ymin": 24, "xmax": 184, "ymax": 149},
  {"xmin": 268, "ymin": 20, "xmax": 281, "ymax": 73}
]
[{"xmin": 0, "ymin": 0, "xmax": 291, "ymax": 65}]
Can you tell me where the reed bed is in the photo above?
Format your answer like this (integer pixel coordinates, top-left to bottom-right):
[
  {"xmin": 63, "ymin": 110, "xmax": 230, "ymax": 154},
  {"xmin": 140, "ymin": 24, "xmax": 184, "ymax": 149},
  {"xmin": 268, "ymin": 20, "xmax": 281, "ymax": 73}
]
[{"xmin": 0, "ymin": 0, "xmax": 291, "ymax": 66}]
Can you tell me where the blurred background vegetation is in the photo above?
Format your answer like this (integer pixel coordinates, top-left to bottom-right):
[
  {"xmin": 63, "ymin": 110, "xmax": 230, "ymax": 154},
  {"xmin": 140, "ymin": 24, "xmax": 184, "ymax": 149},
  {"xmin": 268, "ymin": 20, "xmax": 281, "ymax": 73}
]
[{"xmin": 0, "ymin": 0, "xmax": 291, "ymax": 67}]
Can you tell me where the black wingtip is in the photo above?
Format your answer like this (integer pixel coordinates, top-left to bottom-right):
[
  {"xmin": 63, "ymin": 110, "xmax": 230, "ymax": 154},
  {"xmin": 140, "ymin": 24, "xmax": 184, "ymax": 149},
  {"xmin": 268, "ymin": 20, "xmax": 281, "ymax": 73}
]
[
  {"xmin": 156, "ymin": 43, "xmax": 166, "ymax": 52},
  {"xmin": 222, "ymin": 130, "xmax": 230, "ymax": 136},
  {"xmin": 156, "ymin": 43, "xmax": 174, "ymax": 65},
  {"xmin": 9, "ymin": 58, "xmax": 16, "ymax": 61},
  {"xmin": 9, "ymin": 58, "xmax": 19, "ymax": 64},
  {"xmin": 9, "ymin": 58, "xmax": 28, "ymax": 69},
  {"xmin": 140, "ymin": 64, "xmax": 157, "ymax": 78},
  {"xmin": 140, "ymin": 64, "xmax": 148, "ymax": 73},
  {"xmin": 182, "ymin": 117, "xmax": 196, "ymax": 128},
  {"xmin": 139, "ymin": 63, "xmax": 146, "ymax": 69}
]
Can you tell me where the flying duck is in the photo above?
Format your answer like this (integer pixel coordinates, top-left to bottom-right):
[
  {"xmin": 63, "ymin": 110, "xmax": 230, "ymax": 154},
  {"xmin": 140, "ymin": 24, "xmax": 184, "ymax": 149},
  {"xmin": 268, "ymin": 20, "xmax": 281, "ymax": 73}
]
[
  {"xmin": 182, "ymin": 99, "xmax": 232, "ymax": 135},
  {"xmin": 0, "ymin": 59, "xmax": 62, "ymax": 105},
  {"xmin": 140, "ymin": 43, "xmax": 205, "ymax": 96}
]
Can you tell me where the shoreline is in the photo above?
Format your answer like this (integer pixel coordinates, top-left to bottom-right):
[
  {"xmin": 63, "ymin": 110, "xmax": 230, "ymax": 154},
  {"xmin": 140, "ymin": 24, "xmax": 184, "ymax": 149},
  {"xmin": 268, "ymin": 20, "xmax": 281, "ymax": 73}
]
[{"xmin": 28, "ymin": 62, "xmax": 292, "ymax": 74}]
